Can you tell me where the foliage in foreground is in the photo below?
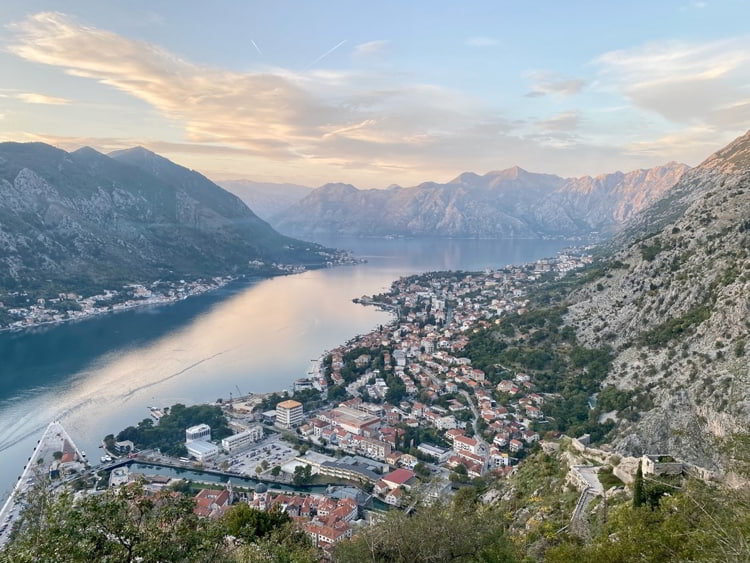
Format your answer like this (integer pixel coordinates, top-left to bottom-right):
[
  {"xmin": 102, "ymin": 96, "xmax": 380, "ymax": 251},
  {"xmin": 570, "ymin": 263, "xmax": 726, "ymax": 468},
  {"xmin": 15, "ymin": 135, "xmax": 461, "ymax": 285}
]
[
  {"xmin": 334, "ymin": 497, "xmax": 519, "ymax": 563},
  {"xmin": 4, "ymin": 461, "xmax": 750, "ymax": 563},
  {"xmin": 1, "ymin": 484, "xmax": 315, "ymax": 563}
]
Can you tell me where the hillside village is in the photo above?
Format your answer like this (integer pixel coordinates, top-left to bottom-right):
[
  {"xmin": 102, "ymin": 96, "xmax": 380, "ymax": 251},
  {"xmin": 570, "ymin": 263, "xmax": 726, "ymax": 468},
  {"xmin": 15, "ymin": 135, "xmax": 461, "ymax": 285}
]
[{"xmin": 304, "ymin": 252, "xmax": 593, "ymax": 483}]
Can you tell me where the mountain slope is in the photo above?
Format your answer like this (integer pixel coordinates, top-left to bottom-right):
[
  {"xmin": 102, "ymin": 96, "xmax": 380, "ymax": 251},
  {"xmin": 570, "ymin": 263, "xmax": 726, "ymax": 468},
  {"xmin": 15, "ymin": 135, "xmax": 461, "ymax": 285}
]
[
  {"xmin": 218, "ymin": 180, "xmax": 312, "ymax": 220},
  {"xmin": 0, "ymin": 143, "xmax": 331, "ymax": 295},
  {"xmin": 272, "ymin": 164, "xmax": 688, "ymax": 239},
  {"xmin": 563, "ymin": 131, "xmax": 750, "ymax": 469}
]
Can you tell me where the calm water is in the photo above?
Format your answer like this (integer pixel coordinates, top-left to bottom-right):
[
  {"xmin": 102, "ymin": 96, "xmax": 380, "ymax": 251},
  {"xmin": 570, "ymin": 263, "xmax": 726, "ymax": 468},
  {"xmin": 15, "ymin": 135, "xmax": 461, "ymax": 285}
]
[{"xmin": 0, "ymin": 237, "xmax": 568, "ymax": 497}]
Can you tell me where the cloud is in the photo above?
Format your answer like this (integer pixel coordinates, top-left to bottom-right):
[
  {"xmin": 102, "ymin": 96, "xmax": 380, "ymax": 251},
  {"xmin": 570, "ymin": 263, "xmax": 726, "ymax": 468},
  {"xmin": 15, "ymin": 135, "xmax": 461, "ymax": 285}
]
[
  {"xmin": 537, "ymin": 110, "xmax": 582, "ymax": 132},
  {"xmin": 466, "ymin": 36, "xmax": 499, "ymax": 47},
  {"xmin": 354, "ymin": 40, "xmax": 389, "ymax": 57},
  {"xmin": 7, "ymin": 11, "xmax": 740, "ymax": 185},
  {"xmin": 594, "ymin": 37, "xmax": 750, "ymax": 127},
  {"xmin": 16, "ymin": 92, "xmax": 71, "ymax": 105},
  {"xmin": 523, "ymin": 71, "xmax": 585, "ymax": 97}
]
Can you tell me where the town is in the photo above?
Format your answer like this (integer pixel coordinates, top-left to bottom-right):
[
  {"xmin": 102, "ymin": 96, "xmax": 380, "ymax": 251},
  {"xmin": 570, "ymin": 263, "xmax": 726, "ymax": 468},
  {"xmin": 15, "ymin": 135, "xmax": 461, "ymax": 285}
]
[
  {"xmin": 0, "ymin": 250, "xmax": 359, "ymax": 332},
  {"xmin": 2, "ymin": 251, "xmax": 601, "ymax": 556}
]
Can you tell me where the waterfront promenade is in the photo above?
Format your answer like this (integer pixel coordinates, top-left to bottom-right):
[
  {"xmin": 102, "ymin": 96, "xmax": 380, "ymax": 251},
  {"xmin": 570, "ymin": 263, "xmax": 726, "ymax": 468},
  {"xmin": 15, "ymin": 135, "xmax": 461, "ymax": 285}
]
[{"xmin": 0, "ymin": 422, "xmax": 86, "ymax": 546}]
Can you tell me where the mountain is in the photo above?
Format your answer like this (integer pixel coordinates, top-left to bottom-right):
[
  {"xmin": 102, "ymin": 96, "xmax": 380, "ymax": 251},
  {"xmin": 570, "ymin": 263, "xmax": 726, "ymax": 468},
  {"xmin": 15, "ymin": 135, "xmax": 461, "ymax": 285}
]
[
  {"xmin": 0, "ymin": 143, "xmax": 332, "ymax": 295},
  {"xmin": 218, "ymin": 180, "xmax": 312, "ymax": 221},
  {"xmin": 562, "ymin": 130, "xmax": 750, "ymax": 470},
  {"xmin": 271, "ymin": 163, "xmax": 689, "ymax": 239}
]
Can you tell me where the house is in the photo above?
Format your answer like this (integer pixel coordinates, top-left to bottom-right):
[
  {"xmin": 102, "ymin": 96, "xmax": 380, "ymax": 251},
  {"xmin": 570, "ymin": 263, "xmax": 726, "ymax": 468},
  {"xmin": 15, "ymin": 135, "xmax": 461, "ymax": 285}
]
[
  {"xmin": 194, "ymin": 488, "xmax": 230, "ymax": 519},
  {"xmin": 382, "ymin": 468, "xmax": 416, "ymax": 490},
  {"xmin": 435, "ymin": 415, "xmax": 457, "ymax": 430},
  {"xmin": 525, "ymin": 405, "xmax": 542, "ymax": 419},
  {"xmin": 522, "ymin": 430, "xmax": 539, "ymax": 444},
  {"xmin": 385, "ymin": 487, "xmax": 405, "ymax": 507},
  {"xmin": 509, "ymin": 439, "xmax": 523, "ymax": 453},
  {"xmin": 453, "ymin": 435, "xmax": 479, "ymax": 456},
  {"xmin": 444, "ymin": 429, "xmax": 465, "ymax": 443},
  {"xmin": 489, "ymin": 447, "xmax": 510, "ymax": 467},
  {"xmin": 304, "ymin": 521, "xmax": 352, "ymax": 548},
  {"xmin": 496, "ymin": 380, "xmax": 519, "ymax": 395},
  {"xmin": 374, "ymin": 479, "xmax": 390, "ymax": 495},
  {"xmin": 399, "ymin": 453, "xmax": 418, "ymax": 469},
  {"xmin": 385, "ymin": 451, "xmax": 403, "ymax": 466}
]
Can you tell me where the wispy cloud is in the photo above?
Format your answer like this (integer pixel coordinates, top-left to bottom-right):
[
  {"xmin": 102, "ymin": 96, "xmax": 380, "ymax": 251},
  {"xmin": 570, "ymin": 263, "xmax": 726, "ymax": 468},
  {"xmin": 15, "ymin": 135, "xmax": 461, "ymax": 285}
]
[
  {"xmin": 524, "ymin": 71, "xmax": 586, "ymax": 98},
  {"xmin": 7, "ymin": 11, "xmax": 738, "ymax": 185},
  {"xmin": 594, "ymin": 37, "xmax": 750, "ymax": 126},
  {"xmin": 16, "ymin": 92, "xmax": 71, "ymax": 105},
  {"xmin": 354, "ymin": 40, "xmax": 390, "ymax": 57},
  {"xmin": 537, "ymin": 110, "xmax": 582, "ymax": 132},
  {"xmin": 466, "ymin": 36, "xmax": 499, "ymax": 47},
  {"xmin": 250, "ymin": 39, "xmax": 262, "ymax": 56}
]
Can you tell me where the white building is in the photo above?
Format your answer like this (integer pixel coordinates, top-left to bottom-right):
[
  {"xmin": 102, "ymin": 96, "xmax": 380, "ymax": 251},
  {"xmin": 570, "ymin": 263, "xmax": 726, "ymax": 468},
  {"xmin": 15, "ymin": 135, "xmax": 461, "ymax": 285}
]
[
  {"xmin": 221, "ymin": 426, "xmax": 264, "ymax": 453},
  {"xmin": 435, "ymin": 415, "xmax": 457, "ymax": 430},
  {"xmin": 276, "ymin": 400, "xmax": 304, "ymax": 428},
  {"xmin": 417, "ymin": 443, "xmax": 451, "ymax": 463},
  {"xmin": 186, "ymin": 440, "xmax": 219, "ymax": 462},
  {"xmin": 186, "ymin": 423, "xmax": 211, "ymax": 442}
]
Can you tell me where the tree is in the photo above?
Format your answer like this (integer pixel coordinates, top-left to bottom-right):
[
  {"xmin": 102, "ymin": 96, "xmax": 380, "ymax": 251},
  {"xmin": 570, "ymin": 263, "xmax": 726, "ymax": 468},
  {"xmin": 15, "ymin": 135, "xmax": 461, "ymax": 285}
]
[
  {"xmin": 271, "ymin": 465, "xmax": 281, "ymax": 477},
  {"xmin": 2, "ymin": 482, "xmax": 318, "ymax": 563},
  {"xmin": 413, "ymin": 462, "xmax": 430, "ymax": 479},
  {"xmin": 633, "ymin": 461, "xmax": 645, "ymax": 508},
  {"xmin": 292, "ymin": 464, "xmax": 313, "ymax": 486},
  {"xmin": 334, "ymin": 500, "xmax": 519, "ymax": 562},
  {"xmin": 1, "ymin": 483, "xmax": 227, "ymax": 562}
]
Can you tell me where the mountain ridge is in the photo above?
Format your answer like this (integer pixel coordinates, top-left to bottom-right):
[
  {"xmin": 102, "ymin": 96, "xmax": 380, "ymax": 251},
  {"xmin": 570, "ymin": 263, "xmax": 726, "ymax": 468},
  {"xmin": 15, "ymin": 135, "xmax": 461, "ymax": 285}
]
[
  {"xmin": 560, "ymin": 130, "xmax": 750, "ymax": 470},
  {"xmin": 0, "ymin": 142, "xmax": 332, "ymax": 297},
  {"xmin": 271, "ymin": 162, "xmax": 689, "ymax": 239}
]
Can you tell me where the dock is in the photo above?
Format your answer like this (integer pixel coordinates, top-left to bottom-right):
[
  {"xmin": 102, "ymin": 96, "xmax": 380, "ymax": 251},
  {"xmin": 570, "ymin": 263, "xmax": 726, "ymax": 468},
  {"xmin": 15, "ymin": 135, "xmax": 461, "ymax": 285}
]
[{"xmin": 0, "ymin": 421, "xmax": 87, "ymax": 546}]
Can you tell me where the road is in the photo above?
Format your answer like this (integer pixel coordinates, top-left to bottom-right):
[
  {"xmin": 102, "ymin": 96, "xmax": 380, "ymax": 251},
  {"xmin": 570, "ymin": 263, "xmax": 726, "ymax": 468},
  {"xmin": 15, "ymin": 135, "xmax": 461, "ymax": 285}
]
[{"xmin": 459, "ymin": 390, "xmax": 489, "ymax": 474}]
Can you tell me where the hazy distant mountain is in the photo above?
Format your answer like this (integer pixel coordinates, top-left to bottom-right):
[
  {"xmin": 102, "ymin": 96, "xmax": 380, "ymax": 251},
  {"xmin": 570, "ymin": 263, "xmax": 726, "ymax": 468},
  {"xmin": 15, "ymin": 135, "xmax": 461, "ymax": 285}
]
[
  {"xmin": 0, "ymin": 143, "xmax": 332, "ymax": 294},
  {"xmin": 218, "ymin": 180, "xmax": 313, "ymax": 221},
  {"xmin": 272, "ymin": 164, "xmax": 689, "ymax": 239}
]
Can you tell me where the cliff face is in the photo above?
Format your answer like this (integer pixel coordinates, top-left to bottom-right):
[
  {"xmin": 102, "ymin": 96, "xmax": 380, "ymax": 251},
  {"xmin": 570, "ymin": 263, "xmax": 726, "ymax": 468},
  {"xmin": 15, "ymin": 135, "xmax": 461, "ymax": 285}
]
[
  {"xmin": 0, "ymin": 143, "xmax": 328, "ymax": 293},
  {"xmin": 271, "ymin": 163, "xmax": 689, "ymax": 239},
  {"xmin": 564, "ymin": 131, "xmax": 750, "ymax": 470}
]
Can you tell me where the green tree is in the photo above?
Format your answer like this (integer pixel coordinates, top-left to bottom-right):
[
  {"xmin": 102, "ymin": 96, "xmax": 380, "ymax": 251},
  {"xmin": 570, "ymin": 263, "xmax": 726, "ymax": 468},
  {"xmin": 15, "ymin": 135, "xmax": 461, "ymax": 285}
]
[
  {"xmin": 1, "ymin": 483, "xmax": 227, "ymax": 562},
  {"xmin": 334, "ymin": 500, "xmax": 518, "ymax": 562},
  {"xmin": 633, "ymin": 461, "xmax": 644, "ymax": 508}
]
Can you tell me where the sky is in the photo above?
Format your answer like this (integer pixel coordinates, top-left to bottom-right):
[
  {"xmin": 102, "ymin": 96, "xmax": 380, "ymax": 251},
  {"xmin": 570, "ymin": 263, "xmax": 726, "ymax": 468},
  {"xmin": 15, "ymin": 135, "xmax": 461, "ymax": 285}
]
[{"xmin": 1, "ymin": 0, "xmax": 750, "ymax": 188}]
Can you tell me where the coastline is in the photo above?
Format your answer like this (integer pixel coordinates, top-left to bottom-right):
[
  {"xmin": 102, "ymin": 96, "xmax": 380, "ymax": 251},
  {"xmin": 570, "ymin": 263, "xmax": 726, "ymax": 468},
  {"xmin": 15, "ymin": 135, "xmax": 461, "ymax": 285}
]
[{"xmin": 0, "ymin": 275, "xmax": 241, "ymax": 335}]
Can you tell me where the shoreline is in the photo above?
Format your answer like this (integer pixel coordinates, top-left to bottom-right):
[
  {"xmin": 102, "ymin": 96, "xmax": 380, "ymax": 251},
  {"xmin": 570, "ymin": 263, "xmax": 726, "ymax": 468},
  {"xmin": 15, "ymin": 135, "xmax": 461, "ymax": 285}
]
[
  {"xmin": 0, "ymin": 254, "xmax": 364, "ymax": 335},
  {"xmin": 0, "ymin": 275, "xmax": 242, "ymax": 335}
]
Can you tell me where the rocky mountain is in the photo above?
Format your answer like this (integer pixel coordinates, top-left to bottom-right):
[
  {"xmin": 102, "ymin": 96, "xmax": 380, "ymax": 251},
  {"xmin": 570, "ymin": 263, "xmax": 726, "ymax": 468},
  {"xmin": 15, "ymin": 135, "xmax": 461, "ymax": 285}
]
[
  {"xmin": 218, "ymin": 180, "xmax": 312, "ymax": 221},
  {"xmin": 0, "ymin": 143, "xmax": 332, "ymax": 295},
  {"xmin": 271, "ymin": 163, "xmax": 689, "ymax": 239},
  {"xmin": 563, "ymin": 130, "xmax": 750, "ymax": 472}
]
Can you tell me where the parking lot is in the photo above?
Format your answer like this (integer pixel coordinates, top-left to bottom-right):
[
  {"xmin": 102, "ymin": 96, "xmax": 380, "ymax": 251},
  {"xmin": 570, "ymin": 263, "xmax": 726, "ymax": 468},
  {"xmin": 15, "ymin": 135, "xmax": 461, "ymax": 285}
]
[{"xmin": 222, "ymin": 434, "xmax": 300, "ymax": 476}]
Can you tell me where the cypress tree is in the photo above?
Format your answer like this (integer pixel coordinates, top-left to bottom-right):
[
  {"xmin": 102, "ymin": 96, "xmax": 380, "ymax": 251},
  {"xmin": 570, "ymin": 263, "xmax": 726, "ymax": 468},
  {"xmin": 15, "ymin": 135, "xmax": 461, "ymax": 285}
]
[{"xmin": 633, "ymin": 461, "xmax": 644, "ymax": 508}]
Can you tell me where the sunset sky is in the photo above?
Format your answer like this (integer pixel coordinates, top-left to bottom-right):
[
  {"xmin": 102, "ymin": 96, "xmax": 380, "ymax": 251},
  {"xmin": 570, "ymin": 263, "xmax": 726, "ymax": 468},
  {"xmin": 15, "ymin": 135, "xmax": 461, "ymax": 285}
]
[{"xmin": 1, "ymin": 0, "xmax": 749, "ymax": 188}]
